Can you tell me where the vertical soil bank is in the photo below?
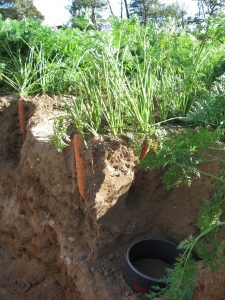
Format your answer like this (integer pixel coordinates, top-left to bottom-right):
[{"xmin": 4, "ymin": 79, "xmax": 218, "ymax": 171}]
[{"xmin": 0, "ymin": 96, "xmax": 225, "ymax": 299}]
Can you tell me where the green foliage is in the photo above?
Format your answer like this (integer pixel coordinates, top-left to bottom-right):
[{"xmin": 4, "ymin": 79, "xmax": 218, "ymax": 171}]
[
  {"xmin": 64, "ymin": 85, "xmax": 103, "ymax": 136},
  {"xmin": 0, "ymin": 17, "xmax": 224, "ymax": 116},
  {"xmin": 196, "ymin": 13, "xmax": 225, "ymax": 43},
  {"xmin": 145, "ymin": 246, "xmax": 199, "ymax": 300},
  {"xmin": 52, "ymin": 116, "xmax": 70, "ymax": 151},
  {"xmin": 0, "ymin": 18, "xmax": 107, "ymax": 95},
  {"xmin": 69, "ymin": 0, "xmax": 107, "ymax": 17},
  {"xmin": 0, "ymin": 15, "xmax": 224, "ymax": 300},
  {"xmin": 69, "ymin": 15, "xmax": 95, "ymax": 30},
  {"xmin": 47, "ymin": 15, "xmax": 225, "ymax": 150},
  {"xmin": 164, "ymin": 259, "xmax": 199, "ymax": 300},
  {"xmin": 187, "ymin": 74, "xmax": 225, "ymax": 128},
  {"xmin": 0, "ymin": 0, "xmax": 43, "ymax": 20},
  {"xmin": 146, "ymin": 171, "xmax": 225, "ymax": 300},
  {"xmin": 197, "ymin": 0, "xmax": 225, "ymax": 19},
  {"xmin": 1, "ymin": 44, "xmax": 42, "ymax": 97},
  {"xmin": 68, "ymin": 0, "xmax": 107, "ymax": 26},
  {"xmin": 140, "ymin": 129, "xmax": 224, "ymax": 187},
  {"xmin": 196, "ymin": 175, "xmax": 225, "ymax": 270},
  {"xmin": 198, "ymin": 180, "xmax": 225, "ymax": 232},
  {"xmin": 129, "ymin": 0, "xmax": 185, "ymax": 25},
  {"xmin": 0, "ymin": 17, "xmax": 224, "ymax": 154}
]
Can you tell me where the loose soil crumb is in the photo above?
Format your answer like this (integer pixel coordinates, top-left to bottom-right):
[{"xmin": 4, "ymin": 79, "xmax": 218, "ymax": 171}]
[{"xmin": 133, "ymin": 258, "xmax": 171, "ymax": 279}]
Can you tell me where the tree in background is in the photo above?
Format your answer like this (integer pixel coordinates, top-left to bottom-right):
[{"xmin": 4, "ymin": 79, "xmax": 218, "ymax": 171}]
[
  {"xmin": 130, "ymin": 0, "xmax": 159, "ymax": 24},
  {"xmin": 129, "ymin": 0, "xmax": 186, "ymax": 25},
  {"xmin": 161, "ymin": 2, "xmax": 186, "ymax": 26},
  {"xmin": 69, "ymin": 0, "xmax": 107, "ymax": 26},
  {"xmin": 188, "ymin": 0, "xmax": 225, "ymax": 25},
  {"xmin": 106, "ymin": 0, "xmax": 114, "ymax": 16},
  {"xmin": 196, "ymin": 0, "xmax": 225, "ymax": 18},
  {"xmin": 124, "ymin": 0, "xmax": 130, "ymax": 19},
  {"xmin": 0, "ymin": 0, "xmax": 44, "ymax": 20}
]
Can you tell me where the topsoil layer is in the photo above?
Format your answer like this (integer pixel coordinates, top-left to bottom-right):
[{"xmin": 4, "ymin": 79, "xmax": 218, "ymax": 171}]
[{"xmin": 0, "ymin": 95, "xmax": 225, "ymax": 300}]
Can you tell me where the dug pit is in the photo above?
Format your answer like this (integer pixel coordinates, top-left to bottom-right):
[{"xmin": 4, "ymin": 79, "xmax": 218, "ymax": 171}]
[{"xmin": 0, "ymin": 95, "xmax": 225, "ymax": 300}]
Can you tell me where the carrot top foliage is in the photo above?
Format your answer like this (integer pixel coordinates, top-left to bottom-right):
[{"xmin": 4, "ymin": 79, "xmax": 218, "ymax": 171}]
[
  {"xmin": 49, "ymin": 16, "xmax": 224, "ymax": 149},
  {"xmin": 0, "ymin": 16, "xmax": 224, "ymax": 100}
]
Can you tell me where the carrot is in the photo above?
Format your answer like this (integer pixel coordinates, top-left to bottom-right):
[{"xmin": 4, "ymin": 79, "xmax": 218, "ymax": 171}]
[
  {"xmin": 18, "ymin": 98, "xmax": 25, "ymax": 138},
  {"xmin": 73, "ymin": 134, "xmax": 86, "ymax": 199},
  {"xmin": 133, "ymin": 137, "xmax": 149, "ymax": 188},
  {"xmin": 139, "ymin": 137, "xmax": 149, "ymax": 160}
]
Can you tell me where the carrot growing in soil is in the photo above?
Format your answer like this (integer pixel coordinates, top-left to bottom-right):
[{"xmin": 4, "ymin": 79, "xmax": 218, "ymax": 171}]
[
  {"xmin": 73, "ymin": 134, "xmax": 86, "ymax": 199},
  {"xmin": 18, "ymin": 98, "xmax": 26, "ymax": 138},
  {"xmin": 139, "ymin": 137, "xmax": 149, "ymax": 160},
  {"xmin": 134, "ymin": 137, "xmax": 149, "ymax": 188}
]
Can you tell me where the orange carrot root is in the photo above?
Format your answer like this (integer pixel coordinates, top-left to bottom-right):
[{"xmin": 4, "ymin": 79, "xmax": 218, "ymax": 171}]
[
  {"xmin": 140, "ymin": 137, "xmax": 149, "ymax": 160},
  {"xmin": 73, "ymin": 134, "xmax": 86, "ymax": 199},
  {"xmin": 18, "ymin": 98, "xmax": 25, "ymax": 137},
  {"xmin": 134, "ymin": 137, "xmax": 149, "ymax": 188}
]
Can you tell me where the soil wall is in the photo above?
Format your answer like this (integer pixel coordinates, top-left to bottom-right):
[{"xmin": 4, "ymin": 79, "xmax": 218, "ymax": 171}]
[{"xmin": 0, "ymin": 96, "xmax": 224, "ymax": 300}]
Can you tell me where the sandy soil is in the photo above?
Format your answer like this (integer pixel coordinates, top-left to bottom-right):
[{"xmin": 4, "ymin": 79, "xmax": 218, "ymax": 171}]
[
  {"xmin": 0, "ymin": 247, "xmax": 71, "ymax": 300},
  {"xmin": 0, "ymin": 96, "xmax": 82, "ymax": 299}
]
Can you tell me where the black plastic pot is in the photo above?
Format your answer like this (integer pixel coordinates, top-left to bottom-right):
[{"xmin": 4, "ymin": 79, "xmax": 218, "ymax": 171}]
[{"xmin": 123, "ymin": 238, "xmax": 180, "ymax": 293}]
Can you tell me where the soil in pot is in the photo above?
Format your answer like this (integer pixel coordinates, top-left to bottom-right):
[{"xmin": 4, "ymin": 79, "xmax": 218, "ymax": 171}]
[{"xmin": 133, "ymin": 258, "xmax": 171, "ymax": 279}]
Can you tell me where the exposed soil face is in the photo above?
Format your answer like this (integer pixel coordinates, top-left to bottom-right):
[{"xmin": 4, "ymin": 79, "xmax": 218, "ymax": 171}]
[
  {"xmin": 193, "ymin": 264, "xmax": 225, "ymax": 300},
  {"xmin": 0, "ymin": 96, "xmax": 21, "ymax": 171},
  {"xmin": 0, "ymin": 96, "xmax": 81, "ymax": 300},
  {"xmin": 0, "ymin": 95, "xmax": 225, "ymax": 299},
  {"xmin": 0, "ymin": 247, "xmax": 75, "ymax": 300}
]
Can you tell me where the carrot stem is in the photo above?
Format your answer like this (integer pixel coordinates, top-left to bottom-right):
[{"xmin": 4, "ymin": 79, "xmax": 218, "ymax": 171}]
[
  {"xmin": 18, "ymin": 98, "xmax": 25, "ymax": 138},
  {"xmin": 73, "ymin": 134, "xmax": 86, "ymax": 199}
]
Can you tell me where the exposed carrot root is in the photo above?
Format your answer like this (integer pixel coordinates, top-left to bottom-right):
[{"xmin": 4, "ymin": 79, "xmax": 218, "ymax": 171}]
[
  {"xmin": 18, "ymin": 98, "xmax": 25, "ymax": 138},
  {"xmin": 73, "ymin": 134, "xmax": 86, "ymax": 199},
  {"xmin": 133, "ymin": 137, "xmax": 149, "ymax": 188},
  {"xmin": 139, "ymin": 137, "xmax": 149, "ymax": 160}
]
